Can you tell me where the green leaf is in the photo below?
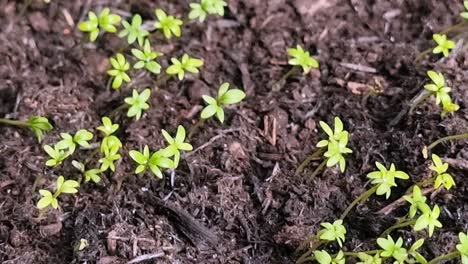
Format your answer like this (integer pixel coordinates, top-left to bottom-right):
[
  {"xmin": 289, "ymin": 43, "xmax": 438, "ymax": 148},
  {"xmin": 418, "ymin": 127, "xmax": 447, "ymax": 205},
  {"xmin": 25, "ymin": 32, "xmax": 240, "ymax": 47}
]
[
  {"xmin": 37, "ymin": 190, "xmax": 54, "ymax": 209},
  {"xmin": 84, "ymin": 169, "xmax": 101, "ymax": 183},
  {"xmin": 26, "ymin": 116, "xmax": 53, "ymax": 143},
  {"xmin": 287, "ymin": 45, "xmax": 319, "ymax": 74},
  {"xmin": 74, "ymin": 129, "xmax": 93, "ymax": 148},
  {"xmin": 201, "ymin": 104, "xmax": 218, "ymax": 119},
  {"xmin": 97, "ymin": 117, "xmax": 119, "ymax": 136},
  {"xmin": 154, "ymin": 8, "xmax": 183, "ymax": 39}
]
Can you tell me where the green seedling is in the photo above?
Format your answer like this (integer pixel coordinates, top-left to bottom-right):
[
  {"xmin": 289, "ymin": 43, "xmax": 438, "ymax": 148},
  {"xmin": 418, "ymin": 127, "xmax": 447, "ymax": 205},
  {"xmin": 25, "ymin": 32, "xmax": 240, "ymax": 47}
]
[
  {"xmin": 441, "ymin": 96, "xmax": 460, "ymax": 117},
  {"xmin": 44, "ymin": 144, "xmax": 69, "ymax": 167},
  {"xmin": 124, "ymin": 89, "xmax": 151, "ymax": 120},
  {"xmin": 166, "ymin": 54, "xmax": 204, "ymax": 80},
  {"xmin": 107, "ymin": 53, "xmax": 131, "ymax": 89},
  {"xmin": 72, "ymin": 160, "xmax": 101, "ymax": 183},
  {"xmin": 118, "ymin": 14, "xmax": 149, "ymax": 46},
  {"xmin": 317, "ymin": 117, "xmax": 352, "ymax": 172},
  {"xmin": 462, "ymin": 1, "xmax": 468, "ymax": 19},
  {"xmin": 408, "ymin": 239, "xmax": 428, "ymax": 264},
  {"xmin": 161, "ymin": 125, "xmax": 193, "ymax": 168},
  {"xmin": 314, "ymin": 250, "xmax": 345, "ymax": 264},
  {"xmin": 430, "ymin": 154, "xmax": 455, "ymax": 190},
  {"xmin": 78, "ymin": 8, "xmax": 121, "ymax": 42},
  {"xmin": 287, "ymin": 45, "xmax": 319, "ymax": 74},
  {"xmin": 131, "ymin": 40, "xmax": 163, "ymax": 74},
  {"xmin": 0, "ymin": 116, "xmax": 53, "ymax": 142},
  {"xmin": 422, "ymin": 70, "xmax": 459, "ymax": 116},
  {"xmin": 56, "ymin": 129, "xmax": 93, "ymax": 154},
  {"xmin": 189, "ymin": 0, "xmax": 227, "ymax": 22},
  {"xmin": 37, "ymin": 176, "xmax": 79, "ymax": 209},
  {"xmin": 356, "ymin": 253, "xmax": 382, "ymax": 264},
  {"xmin": 201, "ymin": 82, "xmax": 246, "ymax": 123},
  {"xmin": 99, "ymin": 146, "xmax": 121, "ymax": 172},
  {"xmin": 403, "ymin": 185, "xmax": 428, "ymax": 218},
  {"xmin": 318, "ymin": 220, "xmax": 346, "ymax": 247},
  {"xmin": 432, "ymin": 34, "xmax": 455, "ymax": 57},
  {"xmin": 154, "ymin": 9, "xmax": 183, "ymax": 39},
  {"xmin": 377, "ymin": 236, "xmax": 407, "ymax": 263},
  {"xmin": 129, "ymin": 145, "xmax": 174, "ymax": 178},
  {"xmin": 97, "ymin": 117, "xmax": 119, "ymax": 136},
  {"xmin": 367, "ymin": 162, "xmax": 409, "ymax": 199},
  {"xmin": 414, "ymin": 204, "xmax": 442, "ymax": 237},
  {"xmin": 458, "ymin": 232, "xmax": 468, "ymax": 264},
  {"xmin": 96, "ymin": 117, "xmax": 122, "ymax": 172}
]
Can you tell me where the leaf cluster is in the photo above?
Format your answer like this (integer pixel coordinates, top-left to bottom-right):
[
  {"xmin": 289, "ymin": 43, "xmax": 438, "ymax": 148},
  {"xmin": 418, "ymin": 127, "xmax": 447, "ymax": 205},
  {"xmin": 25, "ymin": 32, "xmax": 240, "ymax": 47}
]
[
  {"xmin": 287, "ymin": 45, "xmax": 319, "ymax": 74},
  {"xmin": 316, "ymin": 117, "xmax": 352, "ymax": 172},
  {"xmin": 107, "ymin": 53, "xmax": 131, "ymax": 89},
  {"xmin": 430, "ymin": 154, "xmax": 455, "ymax": 190},
  {"xmin": 457, "ymin": 232, "xmax": 468, "ymax": 264},
  {"xmin": 166, "ymin": 54, "xmax": 204, "ymax": 80},
  {"xmin": 432, "ymin": 34, "xmax": 455, "ymax": 57},
  {"xmin": 314, "ymin": 250, "xmax": 345, "ymax": 264},
  {"xmin": 118, "ymin": 14, "xmax": 149, "ymax": 46},
  {"xmin": 201, "ymin": 82, "xmax": 246, "ymax": 123},
  {"xmin": 424, "ymin": 71, "xmax": 459, "ymax": 117},
  {"xmin": 367, "ymin": 162, "xmax": 409, "ymax": 199},
  {"xmin": 37, "ymin": 176, "xmax": 79, "ymax": 209},
  {"xmin": 56, "ymin": 129, "xmax": 93, "ymax": 154},
  {"xmin": 189, "ymin": 0, "xmax": 227, "ymax": 22},
  {"xmin": 97, "ymin": 117, "xmax": 122, "ymax": 172},
  {"xmin": 131, "ymin": 40, "xmax": 163, "ymax": 74},
  {"xmin": 318, "ymin": 220, "xmax": 347, "ymax": 247},
  {"xmin": 26, "ymin": 116, "xmax": 53, "ymax": 143},
  {"xmin": 124, "ymin": 89, "xmax": 151, "ymax": 120},
  {"xmin": 154, "ymin": 9, "xmax": 183, "ymax": 39},
  {"xmin": 78, "ymin": 8, "xmax": 121, "ymax": 42}
]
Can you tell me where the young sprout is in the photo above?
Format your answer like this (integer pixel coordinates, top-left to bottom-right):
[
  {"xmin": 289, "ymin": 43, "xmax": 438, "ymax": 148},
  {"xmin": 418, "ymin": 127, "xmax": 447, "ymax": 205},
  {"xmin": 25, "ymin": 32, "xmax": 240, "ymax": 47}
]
[
  {"xmin": 367, "ymin": 162, "xmax": 409, "ymax": 199},
  {"xmin": 97, "ymin": 117, "xmax": 119, "ymax": 136},
  {"xmin": 99, "ymin": 146, "xmax": 121, "ymax": 172},
  {"xmin": 72, "ymin": 161, "xmax": 102, "ymax": 183},
  {"xmin": 0, "ymin": 116, "xmax": 53, "ymax": 142},
  {"xmin": 430, "ymin": 154, "xmax": 455, "ymax": 190},
  {"xmin": 97, "ymin": 117, "xmax": 122, "ymax": 153},
  {"xmin": 287, "ymin": 45, "xmax": 319, "ymax": 74},
  {"xmin": 377, "ymin": 236, "xmax": 407, "ymax": 263},
  {"xmin": 424, "ymin": 71, "xmax": 452, "ymax": 105},
  {"xmin": 129, "ymin": 146, "xmax": 174, "ymax": 178},
  {"xmin": 356, "ymin": 253, "xmax": 382, "ymax": 264},
  {"xmin": 56, "ymin": 129, "xmax": 94, "ymax": 154},
  {"xmin": 317, "ymin": 117, "xmax": 352, "ymax": 173},
  {"xmin": 37, "ymin": 176, "xmax": 79, "ymax": 209},
  {"xmin": 457, "ymin": 232, "xmax": 468, "ymax": 264},
  {"xmin": 432, "ymin": 34, "xmax": 455, "ymax": 57},
  {"xmin": 201, "ymin": 83, "xmax": 246, "ymax": 123},
  {"xmin": 318, "ymin": 220, "xmax": 346, "ymax": 247},
  {"xmin": 161, "ymin": 125, "xmax": 193, "ymax": 168},
  {"xmin": 131, "ymin": 40, "xmax": 163, "ymax": 74},
  {"xmin": 154, "ymin": 9, "xmax": 183, "ymax": 39},
  {"xmin": 166, "ymin": 54, "xmax": 204, "ymax": 80},
  {"xmin": 461, "ymin": 1, "xmax": 468, "ymax": 19},
  {"xmin": 314, "ymin": 250, "xmax": 345, "ymax": 264},
  {"xmin": 44, "ymin": 144, "xmax": 69, "ymax": 167},
  {"xmin": 124, "ymin": 89, "xmax": 151, "ymax": 120},
  {"xmin": 441, "ymin": 96, "xmax": 460, "ymax": 117},
  {"xmin": 414, "ymin": 204, "xmax": 442, "ymax": 237},
  {"xmin": 107, "ymin": 53, "xmax": 131, "ymax": 89},
  {"xmin": 118, "ymin": 14, "xmax": 149, "ymax": 46},
  {"xmin": 78, "ymin": 8, "xmax": 121, "ymax": 42},
  {"xmin": 403, "ymin": 185, "xmax": 428, "ymax": 218},
  {"xmin": 189, "ymin": 0, "xmax": 227, "ymax": 22},
  {"xmin": 408, "ymin": 239, "xmax": 427, "ymax": 264}
]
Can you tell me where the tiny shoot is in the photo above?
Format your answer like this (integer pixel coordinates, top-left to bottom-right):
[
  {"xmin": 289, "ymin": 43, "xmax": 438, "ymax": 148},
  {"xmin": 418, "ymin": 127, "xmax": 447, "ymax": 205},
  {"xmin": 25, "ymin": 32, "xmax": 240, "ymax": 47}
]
[
  {"xmin": 201, "ymin": 82, "xmax": 246, "ymax": 123},
  {"xmin": 318, "ymin": 220, "xmax": 347, "ymax": 247},
  {"xmin": 0, "ymin": 116, "xmax": 53, "ymax": 143},
  {"xmin": 44, "ymin": 144, "xmax": 69, "ymax": 167},
  {"xmin": 118, "ymin": 14, "xmax": 149, "ymax": 46},
  {"xmin": 56, "ymin": 129, "xmax": 93, "ymax": 154},
  {"xmin": 161, "ymin": 125, "xmax": 193, "ymax": 168},
  {"xmin": 78, "ymin": 8, "xmax": 121, "ymax": 42},
  {"xmin": 166, "ymin": 54, "xmax": 204, "ymax": 80},
  {"xmin": 37, "ymin": 176, "xmax": 79, "ymax": 209},
  {"xmin": 430, "ymin": 154, "xmax": 455, "ymax": 190},
  {"xmin": 367, "ymin": 162, "xmax": 409, "ymax": 199},
  {"xmin": 432, "ymin": 34, "xmax": 455, "ymax": 57},
  {"xmin": 129, "ymin": 146, "xmax": 174, "ymax": 178},
  {"xmin": 124, "ymin": 89, "xmax": 151, "ymax": 120},
  {"xmin": 154, "ymin": 9, "xmax": 183, "ymax": 39},
  {"xmin": 107, "ymin": 53, "xmax": 131, "ymax": 89},
  {"xmin": 131, "ymin": 40, "xmax": 163, "ymax": 74},
  {"xmin": 189, "ymin": 0, "xmax": 227, "ymax": 22},
  {"xmin": 287, "ymin": 45, "xmax": 319, "ymax": 74}
]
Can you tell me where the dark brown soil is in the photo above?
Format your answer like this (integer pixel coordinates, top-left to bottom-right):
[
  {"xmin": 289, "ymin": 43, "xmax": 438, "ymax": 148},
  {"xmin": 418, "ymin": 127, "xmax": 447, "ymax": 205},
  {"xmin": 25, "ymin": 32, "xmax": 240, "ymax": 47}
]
[{"xmin": 0, "ymin": 0, "xmax": 467, "ymax": 263}]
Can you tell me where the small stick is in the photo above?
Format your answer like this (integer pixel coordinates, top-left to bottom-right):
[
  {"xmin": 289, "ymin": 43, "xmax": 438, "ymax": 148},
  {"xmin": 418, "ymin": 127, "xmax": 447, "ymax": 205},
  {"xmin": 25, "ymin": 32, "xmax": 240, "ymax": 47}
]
[{"xmin": 127, "ymin": 252, "xmax": 165, "ymax": 264}]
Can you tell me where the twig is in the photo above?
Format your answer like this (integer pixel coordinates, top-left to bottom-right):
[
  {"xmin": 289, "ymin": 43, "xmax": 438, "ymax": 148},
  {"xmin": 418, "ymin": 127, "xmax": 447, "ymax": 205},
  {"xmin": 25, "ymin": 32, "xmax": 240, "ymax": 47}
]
[
  {"xmin": 127, "ymin": 252, "xmax": 165, "ymax": 264},
  {"xmin": 185, "ymin": 128, "xmax": 241, "ymax": 157},
  {"xmin": 339, "ymin": 62, "xmax": 377, "ymax": 73}
]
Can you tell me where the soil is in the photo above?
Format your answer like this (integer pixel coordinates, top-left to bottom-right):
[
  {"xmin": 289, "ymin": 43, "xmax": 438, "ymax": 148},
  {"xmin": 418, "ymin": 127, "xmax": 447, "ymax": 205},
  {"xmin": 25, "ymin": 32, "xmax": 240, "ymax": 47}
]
[{"xmin": 0, "ymin": 0, "xmax": 467, "ymax": 263}]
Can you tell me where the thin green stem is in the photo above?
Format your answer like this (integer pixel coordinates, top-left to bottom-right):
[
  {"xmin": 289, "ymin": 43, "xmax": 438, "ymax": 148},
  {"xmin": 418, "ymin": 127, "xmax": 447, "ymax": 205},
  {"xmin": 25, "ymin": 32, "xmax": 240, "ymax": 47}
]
[
  {"xmin": 342, "ymin": 250, "xmax": 381, "ymax": 257},
  {"xmin": 440, "ymin": 21, "xmax": 468, "ymax": 34},
  {"xmin": 380, "ymin": 218, "xmax": 416, "ymax": 238},
  {"xmin": 84, "ymin": 148, "xmax": 100, "ymax": 166},
  {"xmin": 414, "ymin": 48, "xmax": 432, "ymax": 63},
  {"xmin": 308, "ymin": 159, "xmax": 327, "ymax": 183},
  {"xmin": 0, "ymin": 118, "xmax": 28, "ymax": 127},
  {"xmin": 108, "ymin": 103, "xmax": 128, "ymax": 119},
  {"xmin": 188, "ymin": 119, "xmax": 205, "ymax": 139},
  {"xmin": 409, "ymin": 90, "xmax": 432, "ymax": 115},
  {"xmin": 295, "ymin": 234, "xmax": 320, "ymax": 254},
  {"xmin": 427, "ymin": 251, "xmax": 460, "ymax": 264},
  {"xmin": 19, "ymin": 0, "xmax": 33, "ymax": 17},
  {"xmin": 427, "ymin": 132, "xmax": 468, "ymax": 151},
  {"xmin": 296, "ymin": 148, "xmax": 325, "ymax": 174},
  {"xmin": 340, "ymin": 185, "xmax": 379, "ymax": 220},
  {"xmin": 272, "ymin": 67, "xmax": 299, "ymax": 92}
]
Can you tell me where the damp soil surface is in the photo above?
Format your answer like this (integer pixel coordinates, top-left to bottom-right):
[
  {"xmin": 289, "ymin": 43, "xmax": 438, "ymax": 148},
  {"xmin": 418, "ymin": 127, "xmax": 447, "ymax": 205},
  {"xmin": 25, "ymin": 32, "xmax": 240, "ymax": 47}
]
[{"xmin": 0, "ymin": 0, "xmax": 467, "ymax": 263}]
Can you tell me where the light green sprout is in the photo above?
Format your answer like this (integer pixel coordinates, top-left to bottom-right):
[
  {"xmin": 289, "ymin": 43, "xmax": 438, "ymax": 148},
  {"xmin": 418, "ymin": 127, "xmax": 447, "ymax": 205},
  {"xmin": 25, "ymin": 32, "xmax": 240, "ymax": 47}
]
[
  {"xmin": 316, "ymin": 117, "xmax": 352, "ymax": 172},
  {"xmin": 44, "ymin": 144, "xmax": 69, "ymax": 167},
  {"xmin": 441, "ymin": 96, "xmax": 460, "ymax": 117},
  {"xmin": 189, "ymin": 0, "xmax": 227, "ymax": 22},
  {"xmin": 26, "ymin": 116, "xmax": 53, "ymax": 142},
  {"xmin": 37, "ymin": 176, "xmax": 79, "ymax": 209},
  {"xmin": 318, "ymin": 220, "xmax": 346, "ymax": 247},
  {"xmin": 462, "ymin": 1, "xmax": 468, "ymax": 19},
  {"xmin": 131, "ymin": 40, "xmax": 163, "ymax": 74},
  {"xmin": 377, "ymin": 236, "xmax": 408, "ymax": 263},
  {"xmin": 201, "ymin": 82, "xmax": 246, "ymax": 123},
  {"xmin": 154, "ymin": 9, "xmax": 183, "ymax": 39},
  {"xmin": 356, "ymin": 253, "xmax": 382, "ymax": 264},
  {"xmin": 129, "ymin": 146, "xmax": 174, "ymax": 178},
  {"xmin": 430, "ymin": 154, "xmax": 455, "ymax": 190},
  {"xmin": 124, "ymin": 89, "xmax": 151, "ymax": 120},
  {"xmin": 166, "ymin": 54, "xmax": 204, "ymax": 80},
  {"xmin": 414, "ymin": 204, "xmax": 442, "ymax": 237},
  {"xmin": 287, "ymin": 45, "xmax": 319, "ymax": 74},
  {"xmin": 161, "ymin": 125, "xmax": 193, "ymax": 168},
  {"xmin": 367, "ymin": 162, "xmax": 409, "ymax": 199},
  {"xmin": 97, "ymin": 117, "xmax": 119, "ymax": 136},
  {"xmin": 107, "ymin": 53, "xmax": 131, "ymax": 89},
  {"xmin": 78, "ymin": 8, "xmax": 121, "ymax": 42},
  {"xmin": 457, "ymin": 232, "xmax": 468, "ymax": 264},
  {"xmin": 408, "ymin": 239, "xmax": 427, "ymax": 264},
  {"xmin": 314, "ymin": 250, "xmax": 345, "ymax": 264},
  {"xmin": 99, "ymin": 146, "xmax": 121, "ymax": 172},
  {"xmin": 432, "ymin": 34, "xmax": 455, "ymax": 57},
  {"xmin": 56, "ymin": 129, "xmax": 93, "ymax": 154},
  {"xmin": 72, "ymin": 161, "xmax": 102, "ymax": 184},
  {"xmin": 424, "ymin": 71, "xmax": 452, "ymax": 105},
  {"xmin": 118, "ymin": 14, "xmax": 149, "ymax": 46},
  {"xmin": 403, "ymin": 185, "xmax": 428, "ymax": 218}
]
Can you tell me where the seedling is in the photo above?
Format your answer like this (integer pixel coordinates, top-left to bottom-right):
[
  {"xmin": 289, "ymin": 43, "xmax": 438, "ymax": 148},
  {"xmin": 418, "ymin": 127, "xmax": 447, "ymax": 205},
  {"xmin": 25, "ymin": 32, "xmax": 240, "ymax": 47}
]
[
  {"xmin": 314, "ymin": 250, "xmax": 345, "ymax": 264},
  {"xmin": 367, "ymin": 162, "xmax": 409, "ymax": 199},
  {"xmin": 414, "ymin": 204, "xmax": 442, "ymax": 237},
  {"xmin": 318, "ymin": 220, "xmax": 346, "ymax": 247},
  {"xmin": 161, "ymin": 125, "xmax": 193, "ymax": 168},
  {"xmin": 44, "ymin": 144, "xmax": 69, "ymax": 167},
  {"xmin": 201, "ymin": 82, "xmax": 246, "ymax": 123},
  {"xmin": 377, "ymin": 236, "xmax": 407, "ymax": 263},
  {"xmin": 403, "ymin": 186, "xmax": 428, "ymax": 218},
  {"xmin": 131, "ymin": 40, "xmax": 163, "ymax": 74},
  {"xmin": 97, "ymin": 117, "xmax": 122, "ymax": 172},
  {"xmin": 423, "ymin": 132, "xmax": 468, "ymax": 158},
  {"xmin": 97, "ymin": 117, "xmax": 119, "ymax": 136},
  {"xmin": 99, "ymin": 146, "xmax": 121, "ymax": 172},
  {"xmin": 107, "ymin": 53, "xmax": 131, "ymax": 89},
  {"xmin": 118, "ymin": 14, "xmax": 149, "ymax": 46},
  {"xmin": 154, "ymin": 9, "xmax": 183, "ymax": 39},
  {"xmin": 129, "ymin": 145, "xmax": 174, "ymax": 178},
  {"xmin": 458, "ymin": 232, "xmax": 468, "ymax": 264},
  {"xmin": 287, "ymin": 45, "xmax": 319, "ymax": 74},
  {"xmin": 462, "ymin": 1, "xmax": 468, "ymax": 19},
  {"xmin": 72, "ymin": 160, "xmax": 101, "ymax": 183},
  {"xmin": 189, "ymin": 0, "xmax": 227, "ymax": 22},
  {"xmin": 356, "ymin": 253, "xmax": 382, "ymax": 264},
  {"xmin": 78, "ymin": 8, "xmax": 121, "ymax": 42},
  {"xmin": 430, "ymin": 154, "xmax": 455, "ymax": 190},
  {"xmin": 0, "ymin": 116, "xmax": 53, "ymax": 142},
  {"xmin": 124, "ymin": 89, "xmax": 151, "ymax": 120},
  {"xmin": 166, "ymin": 54, "xmax": 204, "ymax": 80},
  {"xmin": 56, "ymin": 129, "xmax": 93, "ymax": 154},
  {"xmin": 37, "ymin": 176, "xmax": 79, "ymax": 209},
  {"xmin": 432, "ymin": 34, "xmax": 455, "ymax": 57}
]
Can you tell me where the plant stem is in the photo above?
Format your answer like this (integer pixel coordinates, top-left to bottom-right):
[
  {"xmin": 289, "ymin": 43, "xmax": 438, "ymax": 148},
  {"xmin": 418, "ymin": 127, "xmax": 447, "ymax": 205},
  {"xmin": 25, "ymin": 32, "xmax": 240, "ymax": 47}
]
[
  {"xmin": 340, "ymin": 185, "xmax": 379, "ymax": 220},
  {"xmin": 440, "ymin": 21, "xmax": 468, "ymax": 34},
  {"xmin": 84, "ymin": 148, "xmax": 100, "ymax": 166},
  {"xmin": 296, "ymin": 148, "xmax": 324, "ymax": 174},
  {"xmin": 408, "ymin": 90, "xmax": 432, "ymax": 115},
  {"xmin": 108, "ymin": 103, "xmax": 128, "ymax": 119},
  {"xmin": 342, "ymin": 250, "xmax": 381, "ymax": 257},
  {"xmin": 308, "ymin": 159, "xmax": 327, "ymax": 183},
  {"xmin": 188, "ymin": 119, "xmax": 205, "ymax": 139},
  {"xmin": 427, "ymin": 251, "xmax": 460, "ymax": 264},
  {"xmin": 0, "ymin": 118, "xmax": 28, "ymax": 127},
  {"xmin": 414, "ymin": 48, "xmax": 432, "ymax": 63},
  {"xmin": 427, "ymin": 132, "xmax": 468, "ymax": 152},
  {"xmin": 295, "ymin": 234, "xmax": 321, "ymax": 254},
  {"xmin": 272, "ymin": 67, "xmax": 299, "ymax": 92},
  {"xmin": 380, "ymin": 218, "xmax": 416, "ymax": 238}
]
